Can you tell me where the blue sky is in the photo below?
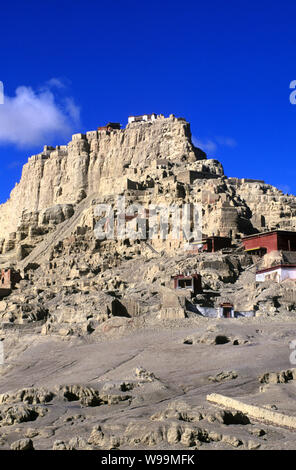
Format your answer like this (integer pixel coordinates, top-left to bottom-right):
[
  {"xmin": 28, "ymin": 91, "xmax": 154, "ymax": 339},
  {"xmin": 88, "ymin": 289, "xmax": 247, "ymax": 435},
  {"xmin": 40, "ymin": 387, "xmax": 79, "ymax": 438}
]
[{"xmin": 0, "ymin": 0, "xmax": 296, "ymax": 203}]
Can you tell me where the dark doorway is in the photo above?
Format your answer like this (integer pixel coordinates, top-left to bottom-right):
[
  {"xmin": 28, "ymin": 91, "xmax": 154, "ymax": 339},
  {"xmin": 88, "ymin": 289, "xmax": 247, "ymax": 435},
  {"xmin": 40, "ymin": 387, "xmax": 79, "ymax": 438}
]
[{"xmin": 222, "ymin": 307, "xmax": 232, "ymax": 318}]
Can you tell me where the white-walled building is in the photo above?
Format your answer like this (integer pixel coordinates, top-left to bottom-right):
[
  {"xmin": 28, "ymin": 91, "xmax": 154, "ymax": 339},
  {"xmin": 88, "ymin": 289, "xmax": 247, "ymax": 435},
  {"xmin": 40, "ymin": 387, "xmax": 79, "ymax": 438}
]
[
  {"xmin": 128, "ymin": 113, "xmax": 157, "ymax": 124},
  {"xmin": 217, "ymin": 302, "xmax": 235, "ymax": 318},
  {"xmin": 256, "ymin": 264, "xmax": 296, "ymax": 283}
]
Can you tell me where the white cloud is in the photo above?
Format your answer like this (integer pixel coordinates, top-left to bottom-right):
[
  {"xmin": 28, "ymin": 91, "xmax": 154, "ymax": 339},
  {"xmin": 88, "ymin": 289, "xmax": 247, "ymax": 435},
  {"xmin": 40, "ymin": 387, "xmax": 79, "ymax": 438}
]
[
  {"xmin": 0, "ymin": 81, "xmax": 3, "ymax": 105},
  {"xmin": 0, "ymin": 80, "xmax": 80, "ymax": 148},
  {"xmin": 192, "ymin": 138, "xmax": 217, "ymax": 153},
  {"xmin": 278, "ymin": 184, "xmax": 291, "ymax": 195},
  {"xmin": 7, "ymin": 160, "xmax": 21, "ymax": 169},
  {"xmin": 192, "ymin": 135, "xmax": 237, "ymax": 155},
  {"xmin": 216, "ymin": 136, "xmax": 237, "ymax": 148},
  {"xmin": 64, "ymin": 97, "xmax": 80, "ymax": 123},
  {"xmin": 44, "ymin": 78, "xmax": 67, "ymax": 89}
]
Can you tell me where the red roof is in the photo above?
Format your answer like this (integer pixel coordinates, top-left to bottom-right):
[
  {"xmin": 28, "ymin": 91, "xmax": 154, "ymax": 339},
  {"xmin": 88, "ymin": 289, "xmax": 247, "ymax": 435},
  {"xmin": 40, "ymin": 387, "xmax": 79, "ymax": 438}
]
[{"xmin": 242, "ymin": 230, "xmax": 296, "ymax": 241}]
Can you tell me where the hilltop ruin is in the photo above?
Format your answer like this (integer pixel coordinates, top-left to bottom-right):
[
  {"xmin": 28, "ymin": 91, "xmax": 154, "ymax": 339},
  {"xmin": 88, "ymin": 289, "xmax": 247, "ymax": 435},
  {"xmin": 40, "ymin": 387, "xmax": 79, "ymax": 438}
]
[
  {"xmin": 0, "ymin": 113, "xmax": 295, "ymax": 330},
  {"xmin": 0, "ymin": 114, "xmax": 295, "ymax": 450}
]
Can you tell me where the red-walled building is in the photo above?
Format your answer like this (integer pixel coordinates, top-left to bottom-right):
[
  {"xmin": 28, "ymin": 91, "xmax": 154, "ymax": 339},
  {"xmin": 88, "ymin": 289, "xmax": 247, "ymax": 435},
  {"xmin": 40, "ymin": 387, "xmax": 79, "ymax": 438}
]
[
  {"xmin": 98, "ymin": 122, "xmax": 121, "ymax": 132},
  {"xmin": 0, "ymin": 268, "xmax": 21, "ymax": 298},
  {"xmin": 242, "ymin": 230, "xmax": 296, "ymax": 255},
  {"xmin": 202, "ymin": 236, "xmax": 232, "ymax": 252},
  {"xmin": 187, "ymin": 236, "xmax": 232, "ymax": 253},
  {"xmin": 172, "ymin": 273, "xmax": 202, "ymax": 295}
]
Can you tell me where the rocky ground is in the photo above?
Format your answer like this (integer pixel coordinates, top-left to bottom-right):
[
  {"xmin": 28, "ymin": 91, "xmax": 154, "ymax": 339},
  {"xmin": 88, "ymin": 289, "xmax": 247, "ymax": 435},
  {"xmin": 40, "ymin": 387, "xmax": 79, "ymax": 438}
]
[{"xmin": 0, "ymin": 316, "xmax": 296, "ymax": 450}]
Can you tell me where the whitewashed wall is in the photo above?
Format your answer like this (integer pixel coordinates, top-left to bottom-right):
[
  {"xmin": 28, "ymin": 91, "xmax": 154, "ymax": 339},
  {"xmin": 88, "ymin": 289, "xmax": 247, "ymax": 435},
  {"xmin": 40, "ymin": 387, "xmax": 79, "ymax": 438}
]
[{"xmin": 256, "ymin": 267, "xmax": 296, "ymax": 282}]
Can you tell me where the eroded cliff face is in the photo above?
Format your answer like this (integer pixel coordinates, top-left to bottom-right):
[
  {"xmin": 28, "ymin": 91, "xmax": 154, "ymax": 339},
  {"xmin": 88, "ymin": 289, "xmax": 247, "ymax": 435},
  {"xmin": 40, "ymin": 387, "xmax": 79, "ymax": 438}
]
[
  {"xmin": 0, "ymin": 115, "xmax": 205, "ymax": 243},
  {"xmin": 1, "ymin": 113, "xmax": 296, "ymax": 259}
]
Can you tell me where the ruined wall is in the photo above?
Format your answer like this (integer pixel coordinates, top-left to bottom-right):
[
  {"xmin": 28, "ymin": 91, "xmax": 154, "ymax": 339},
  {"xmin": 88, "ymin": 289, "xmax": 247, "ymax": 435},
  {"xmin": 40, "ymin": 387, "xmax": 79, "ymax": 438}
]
[
  {"xmin": 1, "ymin": 112, "xmax": 296, "ymax": 254},
  {"xmin": 233, "ymin": 181, "xmax": 296, "ymax": 232},
  {"xmin": 0, "ymin": 116, "xmax": 205, "ymax": 240}
]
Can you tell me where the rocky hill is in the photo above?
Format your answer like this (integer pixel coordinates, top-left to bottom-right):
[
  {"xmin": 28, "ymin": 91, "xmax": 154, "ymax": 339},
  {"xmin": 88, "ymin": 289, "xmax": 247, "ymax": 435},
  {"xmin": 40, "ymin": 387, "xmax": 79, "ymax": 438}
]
[
  {"xmin": 0, "ymin": 113, "xmax": 295, "ymax": 331},
  {"xmin": 0, "ymin": 113, "xmax": 296, "ymax": 450},
  {"xmin": 1, "ymin": 113, "xmax": 296, "ymax": 256}
]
